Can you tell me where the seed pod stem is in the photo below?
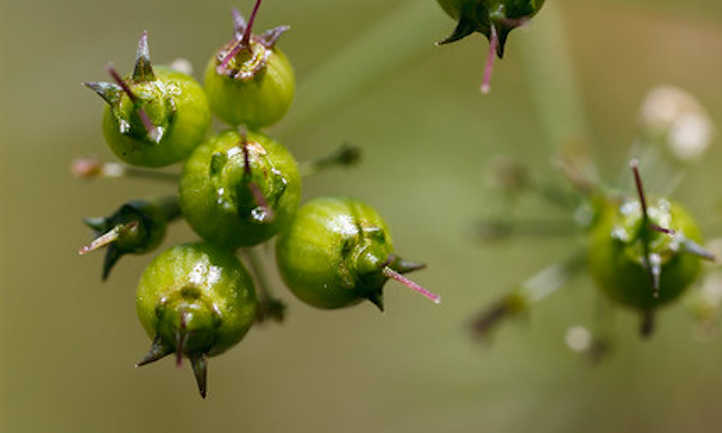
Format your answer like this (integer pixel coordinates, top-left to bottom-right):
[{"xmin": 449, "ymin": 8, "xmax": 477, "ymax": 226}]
[
  {"xmin": 244, "ymin": 248, "xmax": 286, "ymax": 323},
  {"xmin": 382, "ymin": 266, "xmax": 440, "ymax": 304},
  {"xmin": 241, "ymin": 0, "xmax": 262, "ymax": 47},
  {"xmin": 471, "ymin": 251, "xmax": 586, "ymax": 338},
  {"xmin": 72, "ymin": 157, "xmax": 181, "ymax": 182}
]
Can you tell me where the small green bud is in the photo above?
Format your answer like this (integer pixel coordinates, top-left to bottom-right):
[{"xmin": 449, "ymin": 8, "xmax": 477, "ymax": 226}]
[
  {"xmin": 135, "ymin": 242, "xmax": 257, "ymax": 398},
  {"xmin": 79, "ymin": 196, "xmax": 180, "ymax": 280},
  {"xmin": 179, "ymin": 130, "xmax": 301, "ymax": 249},
  {"xmin": 85, "ymin": 32, "xmax": 210, "ymax": 167},
  {"xmin": 276, "ymin": 197, "xmax": 439, "ymax": 310},
  {"xmin": 204, "ymin": 2, "xmax": 295, "ymax": 129}
]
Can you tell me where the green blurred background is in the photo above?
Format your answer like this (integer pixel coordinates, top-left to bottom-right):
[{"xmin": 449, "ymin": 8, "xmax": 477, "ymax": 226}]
[{"xmin": 3, "ymin": 0, "xmax": 722, "ymax": 432}]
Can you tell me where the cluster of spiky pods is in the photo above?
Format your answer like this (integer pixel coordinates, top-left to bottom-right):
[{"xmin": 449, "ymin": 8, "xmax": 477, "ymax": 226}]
[
  {"xmin": 77, "ymin": 0, "xmax": 439, "ymax": 398},
  {"xmin": 471, "ymin": 88, "xmax": 718, "ymax": 357}
]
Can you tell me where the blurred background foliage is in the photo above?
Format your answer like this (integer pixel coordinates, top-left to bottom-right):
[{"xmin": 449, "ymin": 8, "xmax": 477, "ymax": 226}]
[{"xmin": 3, "ymin": 0, "xmax": 722, "ymax": 432}]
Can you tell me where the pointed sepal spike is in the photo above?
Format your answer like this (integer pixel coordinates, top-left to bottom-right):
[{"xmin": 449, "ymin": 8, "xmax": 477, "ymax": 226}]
[
  {"xmin": 83, "ymin": 217, "xmax": 108, "ymax": 234},
  {"xmin": 388, "ymin": 255, "xmax": 427, "ymax": 274},
  {"xmin": 101, "ymin": 245, "xmax": 123, "ymax": 281},
  {"xmin": 258, "ymin": 25, "xmax": 290, "ymax": 48},
  {"xmin": 190, "ymin": 354, "xmax": 208, "ymax": 399},
  {"xmin": 136, "ymin": 335, "xmax": 172, "ymax": 367},
  {"xmin": 640, "ymin": 310, "xmax": 655, "ymax": 338},
  {"xmin": 133, "ymin": 31, "xmax": 155, "ymax": 82},
  {"xmin": 83, "ymin": 81, "xmax": 122, "ymax": 105},
  {"xmin": 368, "ymin": 292, "xmax": 384, "ymax": 312},
  {"xmin": 437, "ymin": 17, "xmax": 476, "ymax": 46},
  {"xmin": 680, "ymin": 238, "xmax": 717, "ymax": 262},
  {"xmin": 232, "ymin": 7, "xmax": 247, "ymax": 37}
]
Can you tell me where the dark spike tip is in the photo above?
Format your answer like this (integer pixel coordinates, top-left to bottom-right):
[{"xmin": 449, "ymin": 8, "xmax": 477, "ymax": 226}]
[
  {"xmin": 101, "ymin": 245, "xmax": 123, "ymax": 282},
  {"xmin": 135, "ymin": 335, "xmax": 172, "ymax": 367},
  {"xmin": 387, "ymin": 254, "xmax": 427, "ymax": 274},
  {"xmin": 368, "ymin": 292, "xmax": 384, "ymax": 312},
  {"xmin": 190, "ymin": 354, "xmax": 208, "ymax": 399},
  {"xmin": 133, "ymin": 30, "xmax": 155, "ymax": 82},
  {"xmin": 436, "ymin": 17, "xmax": 476, "ymax": 46},
  {"xmin": 640, "ymin": 310, "xmax": 655, "ymax": 339},
  {"xmin": 83, "ymin": 81, "xmax": 123, "ymax": 105},
  {"xmin": 83, "ymin": 216, "xmax": 108, "ymax": 233}
]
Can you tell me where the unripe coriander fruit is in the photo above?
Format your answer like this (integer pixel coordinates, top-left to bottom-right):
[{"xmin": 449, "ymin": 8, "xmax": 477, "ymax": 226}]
[
  {"xmin": 179, "ymin": 130, "xmax": 301, "ymax": 249},
  {"xmin": 588, "ymin": 197, "xmax": 703, "ymax": 311},
  {"xmin": 204, "ymin": 1, "xmax": 295, "ymax": 129},
  {"xmin": 436, "ymin": 0, "xmax": 545, "ymax": 92},
  {"xmin": 136, "ymin": 242, "xmax": 257, "ymax": 398},
  {"xmin": 276, "ymin": 197, "xmax": 440, "ymax": 311},
  {"xmin": 85, "ymin": 32, "xmax": 211, "ymax": 167},
  {"xmin": 79, "ymin": 196, "xmax": 180, "ymax": 280}
]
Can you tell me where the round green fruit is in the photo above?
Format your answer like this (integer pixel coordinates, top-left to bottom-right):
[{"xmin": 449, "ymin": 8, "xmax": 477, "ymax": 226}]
[
  {"xmin": 276, "ymin": 197, "xmax": 438, "ymax": 310},
  {"xmin": 204, "ymin": 4, "xmax": 295, "ymax": 129},
  {"xmin": 135, "ymin": 242, "xmax": 257, "ymax": 398},
  {"xmin": 179, "ymin": 130, "xmax": 301, "ymax": 249},
  {"xmin": 588, "ymin": 198, "xmax": 704, "ymax": 311},
  {"xmin": 86, "ymin": 32, "xmax": 210, "ymax": 167}
]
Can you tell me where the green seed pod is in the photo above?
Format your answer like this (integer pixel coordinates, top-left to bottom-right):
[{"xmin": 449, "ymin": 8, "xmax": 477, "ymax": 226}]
[
  {"xmin": 179, "ymin": 130, "xmax": 301, "ymax": 249},
  {"xmin": 588, "ymin": 198, "xmax": 704, "ymax": 310},
  {"xmin": 79, "ymin": 195, "xmax": 180, "ymax": 280},
  {"xmin": 135, "ymin": 242, "xmax": 257, "ymax": 398},
  {"xmin": 587, "ymin": 162, "xmax": 711, "ymax": 335},
  {"xmin": 436, "ymin": 0, "xmax": 545, "ymax": 92},
  {"xmin": 85, "ymin": 32, "xmax": 211, "ymax": 167},
  {"xmin": 204, "ymin": 2, "xmax": 295, "ymax": 129},
  {"xmin": 276, "ymin": 197, "xmax": 440, "ymax": 310}
]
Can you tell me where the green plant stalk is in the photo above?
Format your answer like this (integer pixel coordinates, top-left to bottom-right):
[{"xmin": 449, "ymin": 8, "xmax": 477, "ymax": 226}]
[
  {"xmin": 517, "ymin": 2, "xmax": 591, "ymax": 154},
  {"xmin": 277, "ymin": 0, "xmax": 446, "ymax": 138}
]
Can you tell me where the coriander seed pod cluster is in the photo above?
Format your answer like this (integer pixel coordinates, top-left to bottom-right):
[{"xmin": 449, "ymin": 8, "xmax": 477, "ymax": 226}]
[{"xmin": 78, "ymin": 0, "xmax": 439, "ymax": 399}]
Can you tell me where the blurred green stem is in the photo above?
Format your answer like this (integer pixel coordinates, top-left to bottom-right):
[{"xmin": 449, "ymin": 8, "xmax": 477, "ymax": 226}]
[
  {"xmin": 518, "ymin": 3, "xmax": 591, "ymax": 154},
  {"xmin": 276, "ymin": 1, "xmax": 445, "ymax": 139}
]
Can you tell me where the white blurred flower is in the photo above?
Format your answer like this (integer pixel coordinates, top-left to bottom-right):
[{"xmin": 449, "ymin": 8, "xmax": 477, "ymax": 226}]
[
  {"xmin": 565, "ymin": 326, "xmax": 592, "ymax": 352},
  {"xmin": 640, "ymin": 85, "xmax": 714, "ymax": 161},
  {"xmin": 169, "ymin": 58, "xmax": 194, "ymax": 76}
]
